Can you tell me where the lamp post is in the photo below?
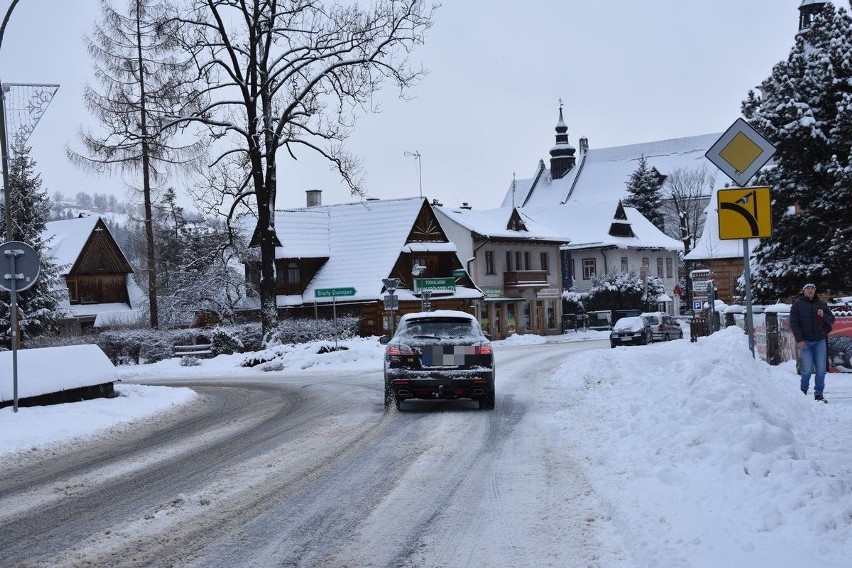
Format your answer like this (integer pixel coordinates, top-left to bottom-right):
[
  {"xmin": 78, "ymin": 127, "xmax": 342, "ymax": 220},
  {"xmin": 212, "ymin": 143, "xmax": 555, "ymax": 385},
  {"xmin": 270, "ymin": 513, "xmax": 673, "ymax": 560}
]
[
  {"xmin": 404, "ymin": 150, "xmax": 422, "ymax": 198},
  {"xmin": 0, "ymin": 0, "xmax": 22, "ymax": 242}
]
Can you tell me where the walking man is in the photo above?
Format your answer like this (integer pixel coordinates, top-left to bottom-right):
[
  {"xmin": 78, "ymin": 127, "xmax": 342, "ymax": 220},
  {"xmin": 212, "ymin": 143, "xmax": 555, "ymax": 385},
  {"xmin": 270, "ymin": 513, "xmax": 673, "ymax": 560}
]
[{"xmin": 790, "ymin": 283, "xmax": 835, "ymax": 401}]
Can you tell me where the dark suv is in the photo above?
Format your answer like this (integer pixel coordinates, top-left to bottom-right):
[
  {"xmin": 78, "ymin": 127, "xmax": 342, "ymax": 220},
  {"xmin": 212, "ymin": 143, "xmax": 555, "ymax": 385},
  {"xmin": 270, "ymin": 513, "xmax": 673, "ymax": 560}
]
[{"xmin": 381, "ymin": 310, "xmax": 495, "ymax": 411}]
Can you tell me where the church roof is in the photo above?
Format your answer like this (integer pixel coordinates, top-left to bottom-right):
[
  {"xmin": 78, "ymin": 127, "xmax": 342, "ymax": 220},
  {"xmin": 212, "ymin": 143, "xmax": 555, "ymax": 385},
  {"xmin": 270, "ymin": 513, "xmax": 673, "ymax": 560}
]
[
  {"xmin": 522, "ymin": 200, "xmax": 683, "ymax": 252},
  {"xmin": 501, "ymin": 132, "xmax": 721, "ymax": 209}
]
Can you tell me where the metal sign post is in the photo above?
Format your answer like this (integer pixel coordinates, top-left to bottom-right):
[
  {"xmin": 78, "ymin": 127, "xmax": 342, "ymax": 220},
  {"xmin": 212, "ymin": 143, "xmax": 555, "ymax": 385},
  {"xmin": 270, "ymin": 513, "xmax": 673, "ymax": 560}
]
[
  {"xmin": 0, "ymin": 241, "xmax": 40, "ymax": 412},
  {"xmin": 382, "ymin": 278, "xmax": 400, "ymax": 337},
  {"xmin": 315, "ymin": 287, "xmax": 357, "ymax": 351},
  {"xmin": 706, "ymin": 119, "xmax": 776, "ymax": 357}
]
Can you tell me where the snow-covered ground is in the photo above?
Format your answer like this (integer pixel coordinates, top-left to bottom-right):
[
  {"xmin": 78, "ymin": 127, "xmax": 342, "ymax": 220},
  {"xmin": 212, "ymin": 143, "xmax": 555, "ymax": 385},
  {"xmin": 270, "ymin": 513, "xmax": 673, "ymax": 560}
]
[{"xmin": 1, "ymin": 327, "xmax": 850, "ymax": 566}]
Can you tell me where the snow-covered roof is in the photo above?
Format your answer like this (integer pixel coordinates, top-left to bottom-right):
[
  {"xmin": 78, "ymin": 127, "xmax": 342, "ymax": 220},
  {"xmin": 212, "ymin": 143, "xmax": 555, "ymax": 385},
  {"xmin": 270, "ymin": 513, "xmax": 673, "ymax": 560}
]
[
  {"xmin": 502, "ymin": 133, "xmax": 720, "ymax": 208},
  {"xmin": 43, "ymin": 215, "xmax": 101, "ymax": 271},
  {"xmin": 522, "ymin": 200, "xmax": 684, "ymax": 252},
  {"xmin": 684, "ymin": 188, "xmax": 758, "ymax": 261},
  {"xmin": 435, "ymin": 206, "xmax": 571, "ymax": 242},
  {"xmin": 0, "ymin": 345, "xmax": 115, "ymax": 401},
  {"xmin": 267, "ymin": 197, "xmax": 480, "ymax": 304},
  {"xmin": 271, "ymin": 209, "xmax": 331, "ymax": 258}
]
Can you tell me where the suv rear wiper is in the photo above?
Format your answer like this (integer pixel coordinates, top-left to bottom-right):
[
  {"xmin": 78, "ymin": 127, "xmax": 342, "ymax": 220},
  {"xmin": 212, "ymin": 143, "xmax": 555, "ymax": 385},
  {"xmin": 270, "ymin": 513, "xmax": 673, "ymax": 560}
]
[{"xmin": 411, "ymin": 334, "xmax": 441, "ymax": 340}]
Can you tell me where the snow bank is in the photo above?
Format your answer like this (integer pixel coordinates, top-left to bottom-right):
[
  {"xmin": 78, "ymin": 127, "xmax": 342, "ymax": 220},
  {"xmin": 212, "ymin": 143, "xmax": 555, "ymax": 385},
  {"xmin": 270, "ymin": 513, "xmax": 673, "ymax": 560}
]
[{"xmin": 548, "ymin": 327, "xmax": 852, "ymax": 567}]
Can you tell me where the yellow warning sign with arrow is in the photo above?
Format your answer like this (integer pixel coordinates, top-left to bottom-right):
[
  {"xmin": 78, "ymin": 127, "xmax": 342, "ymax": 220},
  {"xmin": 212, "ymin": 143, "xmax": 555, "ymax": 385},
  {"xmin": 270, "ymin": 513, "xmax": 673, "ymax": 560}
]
[{"xmin": 717, "ymin": 187, "xmax": 772, "ymax": 240}]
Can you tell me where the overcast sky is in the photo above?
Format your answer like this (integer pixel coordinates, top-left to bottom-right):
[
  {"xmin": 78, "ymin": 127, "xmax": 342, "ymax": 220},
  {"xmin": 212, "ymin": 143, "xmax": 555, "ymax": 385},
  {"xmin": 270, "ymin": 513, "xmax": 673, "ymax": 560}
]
[{"xmin": 0, "ymin": 0, "xmax": 810, "ymax": 213}]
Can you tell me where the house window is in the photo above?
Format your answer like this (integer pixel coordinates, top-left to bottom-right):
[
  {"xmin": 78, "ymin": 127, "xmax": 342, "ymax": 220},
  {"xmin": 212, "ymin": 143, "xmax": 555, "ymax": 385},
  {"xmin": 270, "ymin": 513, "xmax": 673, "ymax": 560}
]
[
  {"xmin": 582, "ymin": 258, "xmax": 596, "ymax": 280},
  {"xmin": 540, "ymin": 252, "xmax": 549, "ymax": 273},
  {"xmin": 524, "ymin": 251, "xmax": 531, "ymax": 270},
  {"xmin": 642, "ymin": 257, "xmax": 650, "ymax": 267},
  {"xmin": 506, "ymin": 251, "xmax": 513, "ymax": 272},
  {"xmin": 67, "ymin": 279, "xmax": 78, "ymax": 302},
  {"xmin": 515, "ymin": 251, "xmax": 522, "ymax": 271},
  {"xmin": 666, "ymin": 258, "xmax": 673, "ymax": 279},
  {"xmin": 621, "ymin": 257, "xmax": 628, "ymax": 273},
  {"xmin": 485, "ymin": 251, "xmax": 495, "ymax": 275},
  {"xmin": 571, "ymin": 259, "xmax": 576, "ymax": 283},
  {"xmin": 657, "ymin": 258, "xmax": 664, "ymax": 278},
  {"xmin": 287, "ymin": 262, "xmax": 300, "ymax": 284}
]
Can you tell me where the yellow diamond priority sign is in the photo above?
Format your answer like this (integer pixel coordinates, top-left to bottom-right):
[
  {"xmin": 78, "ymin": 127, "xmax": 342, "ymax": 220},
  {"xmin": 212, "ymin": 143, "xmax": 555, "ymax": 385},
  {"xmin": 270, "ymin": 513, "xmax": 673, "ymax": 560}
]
[
  {"xmin": 706, "ymin": 119, "xmax": 776, "ymax": 186},
  {"xmin": 717, "ymin": 186, "xmax": 772, "ymax": 240}
]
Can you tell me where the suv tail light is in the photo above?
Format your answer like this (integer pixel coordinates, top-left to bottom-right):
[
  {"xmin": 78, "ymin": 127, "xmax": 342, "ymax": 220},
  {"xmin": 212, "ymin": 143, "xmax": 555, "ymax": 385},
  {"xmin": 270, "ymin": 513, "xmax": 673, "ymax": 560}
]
[
  {"xmin": 387, "ymin": 344, "xmax": 414, "ymax": 356},
  {"xmin": 478, "ymin": 344, "xmax": 493, "ymax": 355}
]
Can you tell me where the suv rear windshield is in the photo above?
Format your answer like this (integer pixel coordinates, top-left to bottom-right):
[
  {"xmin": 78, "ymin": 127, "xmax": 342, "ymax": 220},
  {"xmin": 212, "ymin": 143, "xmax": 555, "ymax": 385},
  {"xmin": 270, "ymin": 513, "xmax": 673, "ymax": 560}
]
[{"xmin": 398, "ymin": 318, "xmax": 479, "ymax": 339}]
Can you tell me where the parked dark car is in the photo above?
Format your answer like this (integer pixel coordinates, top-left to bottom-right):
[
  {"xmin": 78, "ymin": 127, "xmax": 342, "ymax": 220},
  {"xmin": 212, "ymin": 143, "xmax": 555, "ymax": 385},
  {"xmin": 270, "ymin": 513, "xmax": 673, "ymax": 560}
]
[
  {"xmin": 380, "ymin": 310, "xmax": 495, "ymax": 411},
  {"xmin": 609, "ymin": 316, "xmax": 653, "ymax": 347},
  {"xmin": 640, "ymin": 312, "xmax": 685, "ymax": 342}
]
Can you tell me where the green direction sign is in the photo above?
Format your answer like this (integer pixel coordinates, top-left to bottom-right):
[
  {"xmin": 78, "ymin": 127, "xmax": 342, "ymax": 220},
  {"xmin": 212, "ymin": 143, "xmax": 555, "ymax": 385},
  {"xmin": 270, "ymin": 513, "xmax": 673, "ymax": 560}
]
[
  {"xmin": 452, "ymin": 269, "xmax": 466, "ymax": 279},
  {"xmin": 315, "ymin": 287, "xmax": 356, "ymax": 298},
  {"xmin": 414, "ymin": 277, "xmax": 456, "ymax": 293}
]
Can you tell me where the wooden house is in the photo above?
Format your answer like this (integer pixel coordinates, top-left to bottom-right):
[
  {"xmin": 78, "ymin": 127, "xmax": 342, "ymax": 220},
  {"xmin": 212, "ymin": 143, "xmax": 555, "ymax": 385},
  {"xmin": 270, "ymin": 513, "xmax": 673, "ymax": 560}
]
[
  {"xmin": 239, "ymin": 196, "xmax": 484, "ymax": 336},
  {"xmin": 44, "ymin": 215, "xmax": 144, "ymax": 330}
]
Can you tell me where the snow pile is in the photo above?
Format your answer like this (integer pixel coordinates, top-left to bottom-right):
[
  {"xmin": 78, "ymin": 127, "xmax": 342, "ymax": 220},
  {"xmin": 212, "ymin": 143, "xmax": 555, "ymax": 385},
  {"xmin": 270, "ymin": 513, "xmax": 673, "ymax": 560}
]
[
  {"xmin": 549, "ymin": 327, "xmax": 852, "ymax": 567},
  {"xmin": 0, "ymin": 384, "xmax": 196, "ymax": 456}
]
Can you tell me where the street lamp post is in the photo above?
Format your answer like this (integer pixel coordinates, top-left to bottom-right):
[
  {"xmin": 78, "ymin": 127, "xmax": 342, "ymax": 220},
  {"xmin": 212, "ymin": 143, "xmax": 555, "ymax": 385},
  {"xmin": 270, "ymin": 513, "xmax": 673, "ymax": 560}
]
[
  {"xmin": 0, "ymin": 0, "xmax": 22, "ymax": 242},
  {"xmin": 404, "ymin": 150, "xmax": 422, "ymax": 198}
]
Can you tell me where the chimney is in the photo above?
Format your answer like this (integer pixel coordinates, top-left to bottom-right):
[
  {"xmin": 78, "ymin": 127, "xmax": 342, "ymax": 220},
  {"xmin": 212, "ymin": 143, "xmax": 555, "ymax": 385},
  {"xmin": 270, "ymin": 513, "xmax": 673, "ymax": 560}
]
[{"xmin": 306, "ymin": 189, "xmax": 322, "ymax": 207}]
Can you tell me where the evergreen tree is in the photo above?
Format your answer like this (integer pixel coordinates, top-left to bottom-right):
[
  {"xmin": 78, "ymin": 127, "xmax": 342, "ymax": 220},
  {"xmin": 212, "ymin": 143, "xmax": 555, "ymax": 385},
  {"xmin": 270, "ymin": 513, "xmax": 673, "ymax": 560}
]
[
  {"xmin": 624, "ymin": 155, "xmax": 665, "ymax": 230},
  {"xmin": 587, "ymin": 272, "xmax": 665, "ymax": 314},
  {"xmin": 743, "ymin": 2, "xmax": 852, "ymax": 300},
  {"xmin": 0, "ymin": 143, "xmax": 67, "ymax": 342}
]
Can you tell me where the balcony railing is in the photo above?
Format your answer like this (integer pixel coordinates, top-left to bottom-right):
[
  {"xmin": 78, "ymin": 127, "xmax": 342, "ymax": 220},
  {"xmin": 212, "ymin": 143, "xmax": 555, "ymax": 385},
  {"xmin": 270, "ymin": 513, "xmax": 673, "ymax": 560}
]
[{"xmin": 503, "ymin": 270, "xmax": 548, "ymax": 288}]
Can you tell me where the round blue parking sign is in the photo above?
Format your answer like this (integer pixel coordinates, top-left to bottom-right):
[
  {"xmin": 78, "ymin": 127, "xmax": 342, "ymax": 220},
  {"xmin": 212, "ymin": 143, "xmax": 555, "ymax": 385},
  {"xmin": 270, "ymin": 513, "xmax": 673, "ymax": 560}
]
[{"xmin": 0, "ymin": 241, "xmax": 40, "ymax": 292}]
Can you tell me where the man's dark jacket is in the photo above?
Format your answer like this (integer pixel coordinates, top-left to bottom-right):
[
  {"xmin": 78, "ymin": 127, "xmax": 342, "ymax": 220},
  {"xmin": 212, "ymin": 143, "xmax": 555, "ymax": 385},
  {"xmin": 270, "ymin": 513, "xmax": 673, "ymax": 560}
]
[{"xmin": 790, "ymin": 294, "xmax": 836, "ymax": 342}]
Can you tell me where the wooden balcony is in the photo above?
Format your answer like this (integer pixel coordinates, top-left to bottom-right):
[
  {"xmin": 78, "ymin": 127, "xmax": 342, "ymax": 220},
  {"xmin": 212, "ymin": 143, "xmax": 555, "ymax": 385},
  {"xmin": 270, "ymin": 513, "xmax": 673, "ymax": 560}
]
[{"xmin": 503, "ymin": 270, "xmax": 548, "ymax": 288}]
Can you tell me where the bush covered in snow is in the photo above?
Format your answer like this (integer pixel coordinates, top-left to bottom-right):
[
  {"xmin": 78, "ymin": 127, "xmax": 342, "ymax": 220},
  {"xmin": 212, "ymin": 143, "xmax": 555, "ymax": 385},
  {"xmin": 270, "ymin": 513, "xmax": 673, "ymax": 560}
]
[
  {"xmin": 180, "ymin": 355, "xmax": 201, "ymax": 367},
  {"xmin": 262, "ymin": 316, "xmax": 360, "ymax": 348},
  {"xmin": 210, "ymin": 326, "xmax": 244, "ymax": 356},
  {"xmin": 97, "ymin": 329, "xmax": 198, "ymax": 364}
]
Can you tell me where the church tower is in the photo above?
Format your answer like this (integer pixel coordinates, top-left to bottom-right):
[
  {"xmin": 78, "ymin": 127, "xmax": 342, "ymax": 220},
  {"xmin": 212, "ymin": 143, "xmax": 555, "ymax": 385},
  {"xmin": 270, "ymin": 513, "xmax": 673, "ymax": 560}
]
[
  {"xmin": 799, "ymin": 0, "xmax": 828, "ymax": 31},
  {"xmin": 549, "ymin": 102, "xmax": 576, "ymax": 180}
]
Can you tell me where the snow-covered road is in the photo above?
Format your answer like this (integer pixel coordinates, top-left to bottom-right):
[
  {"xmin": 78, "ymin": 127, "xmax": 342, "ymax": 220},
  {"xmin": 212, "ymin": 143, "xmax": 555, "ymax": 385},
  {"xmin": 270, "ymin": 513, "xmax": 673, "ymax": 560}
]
[
  {"xmin": 2, "ymin": 328, "xmax": 850, "ymax": 567},
  {"xmin": 0, "ymin": 339, "xmax": 628, "ymax": 567}
]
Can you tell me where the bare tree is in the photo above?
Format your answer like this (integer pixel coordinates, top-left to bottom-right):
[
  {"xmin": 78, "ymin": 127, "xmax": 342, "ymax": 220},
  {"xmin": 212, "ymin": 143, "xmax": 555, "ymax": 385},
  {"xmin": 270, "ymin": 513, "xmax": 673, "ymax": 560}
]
[
  {"xmin": 173, "ymin": 0, "xmax": 436, "ymax": 334},
  {"xmin": 67, "ymin": 0, "xmax": 206, "ymax": 328},
  {"xmin": 661, "ymin": 165, "xmax": 716, "ymax": 256}
]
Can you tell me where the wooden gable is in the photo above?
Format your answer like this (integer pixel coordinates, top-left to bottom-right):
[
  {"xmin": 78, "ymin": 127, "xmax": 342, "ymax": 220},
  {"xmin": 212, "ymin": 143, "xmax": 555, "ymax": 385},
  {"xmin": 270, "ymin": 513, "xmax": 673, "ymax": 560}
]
[
  {"xmin": 506, "ymin": 208, "xmax": 528, "ymax": 232},
  {"xmin": 70, "ymin": 219, "xmax": 133, "ymax": 275},
  {"xmin": 406, "ymin": 200, "xmax": 449, "ymax": 243},
  {"xmin": 609, "ymin": 201, "xmax": 636, "ymax": 238}
]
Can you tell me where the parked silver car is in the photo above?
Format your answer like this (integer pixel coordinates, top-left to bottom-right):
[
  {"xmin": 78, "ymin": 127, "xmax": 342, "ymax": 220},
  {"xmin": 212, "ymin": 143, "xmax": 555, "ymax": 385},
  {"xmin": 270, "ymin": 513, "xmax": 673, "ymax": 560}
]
[
  {"xmin": 639, "ymin": 312, "xmax": 685, "ymax": 342},
  {"xmin": 609, "ymin": 316, "xmax": 653, "ymax": 347}
]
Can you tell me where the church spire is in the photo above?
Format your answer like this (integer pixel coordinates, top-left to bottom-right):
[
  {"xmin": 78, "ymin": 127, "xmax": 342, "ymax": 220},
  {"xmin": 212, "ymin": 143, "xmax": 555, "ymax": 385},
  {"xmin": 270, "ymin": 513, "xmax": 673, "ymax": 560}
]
[{"xmin": 549, "ymin": 99, "xmax": 576, "ymax": 180}]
